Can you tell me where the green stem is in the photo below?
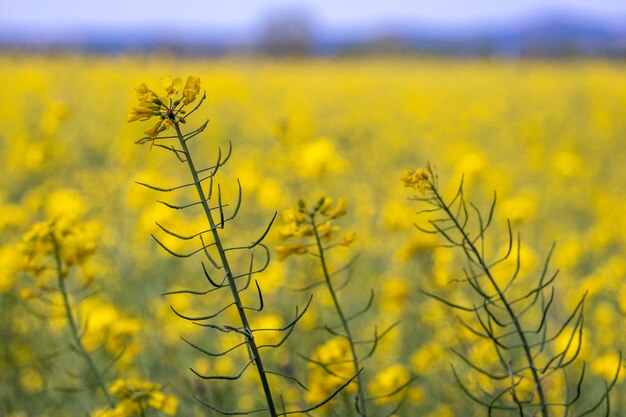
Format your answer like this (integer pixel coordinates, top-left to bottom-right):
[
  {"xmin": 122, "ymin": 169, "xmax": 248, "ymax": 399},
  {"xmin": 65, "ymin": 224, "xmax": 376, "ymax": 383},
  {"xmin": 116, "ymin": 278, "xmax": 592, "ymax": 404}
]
[
  {"xmin": 174, "ymin": 124, "xmax": 277, "ymax": 417},
  {"xmin": 429, "ymin": 183, "xmax": 548, "ymax": 417},
  {"xmin": 51, "ymin": 236, "xmax": 115, "ymax": 408},
  {"xmin": 310, "ymin": 213, "xmax": 367, "ymax": 417}
]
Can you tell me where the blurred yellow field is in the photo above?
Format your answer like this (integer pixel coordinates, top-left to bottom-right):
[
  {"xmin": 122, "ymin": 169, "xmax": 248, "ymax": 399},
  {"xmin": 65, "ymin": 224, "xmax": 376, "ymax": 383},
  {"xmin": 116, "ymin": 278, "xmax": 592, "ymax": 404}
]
[{"xmin": 0, "ymin": 54, "xmax": 625, "ymax": 416}]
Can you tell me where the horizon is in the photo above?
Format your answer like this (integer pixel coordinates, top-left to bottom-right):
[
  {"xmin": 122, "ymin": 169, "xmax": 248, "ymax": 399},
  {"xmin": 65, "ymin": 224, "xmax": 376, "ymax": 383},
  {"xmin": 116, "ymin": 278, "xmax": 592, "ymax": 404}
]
[
  {"xmin": 2, "ymin": 1, "xmax": 625, "ymax": 56},
  {"xmin": 2, "ymin": 0, "xmax": 626, "ymax": 34}
]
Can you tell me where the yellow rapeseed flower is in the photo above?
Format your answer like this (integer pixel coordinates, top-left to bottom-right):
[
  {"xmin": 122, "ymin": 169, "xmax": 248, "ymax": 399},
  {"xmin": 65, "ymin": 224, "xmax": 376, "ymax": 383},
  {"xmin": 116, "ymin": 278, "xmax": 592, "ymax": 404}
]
[
  {"xmin": 591, "ymin": 353, "xmax": 623, "ymax": 381},
  {"xmin": 368, "ymin": 364, "xmax": 411, "ymax": 405},
  {"xmin": 401, "ymin": 168, "xmax": 430, "ymax": 194},
  {"xmin": 135, "ymin": 83, "xmax": 159, "ymax": 104},
  {"xmin": 293, "ymin": 138, "xmax": 346, "ymax": 179},
  {"xmin": 275, "ymin": 243, "xmax": 307, "ymax": 261},
  {"xmin": 380, "ymin": 277, "xmax": 410, "ymax": 314},
  {"xmin": 80, "ymin": 298, "xmax": 141, "ymax": 357},
  {"xmin": 182, "ymin": 75, "xmax": 201, "ymax": 104},
  {"xmin": 19, "ymin": 216, "xmax": 99, "ymax": 283},
  {"xmin": 0, "ymin": 245, "xmax": 22, "ymax": 293},
  {"xmin": 316, "ymin": 197, "xmax": 333, "ymax": 215},
  {"xmin": 144, "ymin": 119, "xmax": 167, "ymax": 139},
  {"xmin": 410, "ymin": 342, "xmax": 446, "ymax": 374},
  {"xmin": 159, "ymin": 75, "xmax": 183, "ymax": 99},
  {"xmin": 306, "ymin": 337, "xmax": 357, "ymax": 405},
  {"xmin": 278, "ymin": 222, "xmax": 314, "ymax": 240},
  {"xmin": 101, "ymin": 377, "xmax": 178, "ymax": 416},
  {"xmin": 277, "ymin": 223, "xmax": 298, "ymax": 240},
  {"xmin": 339, "ymin": 231, "xmax": 357, "ymax": 246},
  {"xmin": 19, "ymin": 288, "xmax": 39, "ymax": 300},
  {"xmin": 250, "ymin": 314, "xmax": 284, "ymax": 345},
  {"xmin": 328, "ymin": 197, "xmax": 348, "ymax": 219},
  {"xmin": 149, "ymin": 391, "xmax": 179, "ymax": 416},
  {"xmin": 126, "ymin": 105, "xmax": 156, "ymax": 123},
  {"xmin": 281, "ymin": 207, "xmax": 306, "ymax": 225},
  {"xmin": 128, "ymin": 75, "xmax": 202, "ymax": 141},
  {"xmin": 316, "ymin": 219, "xmax": 340, "ymax": 239}
]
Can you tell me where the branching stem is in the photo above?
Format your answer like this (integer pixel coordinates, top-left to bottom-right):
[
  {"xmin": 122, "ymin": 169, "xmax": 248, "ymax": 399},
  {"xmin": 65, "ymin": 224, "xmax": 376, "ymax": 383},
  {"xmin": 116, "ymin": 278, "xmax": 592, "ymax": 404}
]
[
  {"xmin": 428, "ymin": 182, "xmax": 549, "ymax": 417},
  {"xmin": 309, "ymin": 212, "xmax": 368, "ymax": 417},
  {"xmin": 174, "ymin": 123, "xmax": 277, "ymax": 417},
  {"xmin": 51, "ymin": 236, "xmax": 115, "ymax": 408}
]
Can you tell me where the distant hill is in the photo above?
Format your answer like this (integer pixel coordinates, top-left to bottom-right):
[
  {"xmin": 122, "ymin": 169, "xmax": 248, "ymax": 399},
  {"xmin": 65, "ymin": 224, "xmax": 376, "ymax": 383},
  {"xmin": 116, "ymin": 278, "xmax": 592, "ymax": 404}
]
[
  {"xmin": 312, "ymin": 12, "xmax": 626, "ymax": 56},
  {"xmin": 1, "ymin": 11, "xmax": 624, "ymax": 56}
]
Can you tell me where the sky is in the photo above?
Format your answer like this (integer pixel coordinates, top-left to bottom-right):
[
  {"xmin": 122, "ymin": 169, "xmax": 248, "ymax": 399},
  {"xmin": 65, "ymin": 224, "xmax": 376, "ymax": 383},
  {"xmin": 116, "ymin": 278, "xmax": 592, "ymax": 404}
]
[{"xmin": 2, "ymin": 0, "xmax": 626, "ymax": 32}]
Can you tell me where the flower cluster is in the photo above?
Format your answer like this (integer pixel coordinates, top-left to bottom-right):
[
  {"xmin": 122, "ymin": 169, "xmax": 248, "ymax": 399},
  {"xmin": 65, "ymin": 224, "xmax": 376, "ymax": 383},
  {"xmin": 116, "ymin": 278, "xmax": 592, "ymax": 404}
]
[
  {"xmin": 94, "ymin": 378, "xmax": 178, "ymax": 417},
  {"xmin": 20, "ymin": 216, "xmax": 99, "ymax": 278},
  {"xmin": 275, "ymin": 197, "xmax": 355, "ymax": 261},
  {"xmin": 305, "ymin": 337, "xmax": 356, "ymax": 405},
  {"xmin": 80, "ymin": 298, "xmax": 142, "ymax": 362},
  {"xmin": 127, "ymin": 76, "xmax": 202, "ymax": 139},
  {"xmin": 400, "ymin": 168, "xmax": 430, "ymax": 194},
  {"xmin": 368, "ymin": 364, "xmax": 411, "ymax": 405}
]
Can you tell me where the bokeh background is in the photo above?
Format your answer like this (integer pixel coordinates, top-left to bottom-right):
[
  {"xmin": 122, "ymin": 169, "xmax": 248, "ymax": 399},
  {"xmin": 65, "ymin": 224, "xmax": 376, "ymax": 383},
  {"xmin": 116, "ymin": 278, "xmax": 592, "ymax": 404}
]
[{"xmin": 1, "ymin": 1, "xmax": 625, "ymax": 417}]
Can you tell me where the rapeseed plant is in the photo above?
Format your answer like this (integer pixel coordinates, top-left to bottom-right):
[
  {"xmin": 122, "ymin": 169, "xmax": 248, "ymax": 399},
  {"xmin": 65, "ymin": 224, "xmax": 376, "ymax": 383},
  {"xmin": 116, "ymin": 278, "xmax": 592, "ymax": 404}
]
[
  {"xmin": 405, "ymin": 165, "xmax": 622, "ymax": 417},
  {"xmin": 128, "ymin": 76, "xmax": 355, "ymax": 416},
  {"xmin": 277, "ymin": 197, "xmax": 413, "ymax": 416},
  {"xmin": 16, "ymin": 215, "xmax": 178, "ymax": 416},
  {"xmin": 19, "ymin": 216, "xmax": 114, "ymax": 407}
]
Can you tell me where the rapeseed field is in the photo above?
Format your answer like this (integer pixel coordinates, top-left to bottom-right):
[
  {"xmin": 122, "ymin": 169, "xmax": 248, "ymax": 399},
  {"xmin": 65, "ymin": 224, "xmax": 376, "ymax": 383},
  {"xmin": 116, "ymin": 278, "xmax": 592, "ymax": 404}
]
[{"xmin": 1, "ymin": 54, "xmax": 624, "ymax": 417}]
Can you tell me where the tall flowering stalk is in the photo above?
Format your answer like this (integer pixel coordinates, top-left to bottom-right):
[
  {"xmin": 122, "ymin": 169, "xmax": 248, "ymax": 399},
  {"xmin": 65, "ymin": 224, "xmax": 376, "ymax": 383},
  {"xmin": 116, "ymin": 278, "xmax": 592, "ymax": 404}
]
[
  {"xmin": 128, "ymin": 76, "xmax": 352, "ymax": 416},
  {"xmin": 19, "ymin": 216, "xmax": 179, "ymax": 417},
  {"xmin": 20, "ymin": 216, "xmax": 114, "ymax": 407},
  {"xmin": 404, "ymin": 164, "xmax": 621, "ymax": 417},
  {"xmin": 277, "ymin": 197, "xmax": 411, "ymax": 416}
]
